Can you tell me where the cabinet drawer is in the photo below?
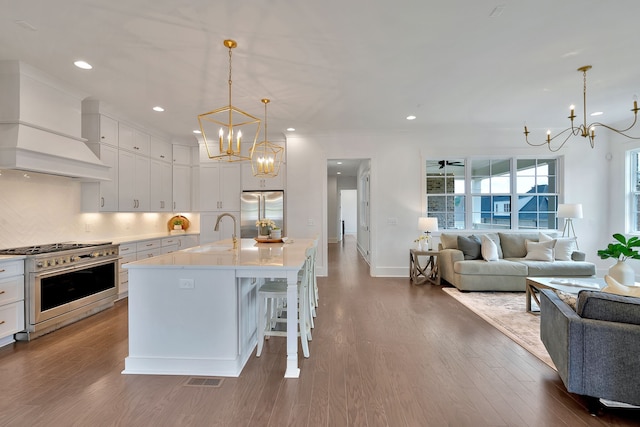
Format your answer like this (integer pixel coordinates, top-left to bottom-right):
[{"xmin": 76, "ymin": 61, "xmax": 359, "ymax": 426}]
[
  {"xmin": 118, "ymin": 243, "xmax": 137, "ymax": 256},
  {"xmin": 119, "ymin": 253, "xmax": 137, "ymax": 271},
  {"xmin": 136, "ymin": 240, "xmax": 161, "ymax": 252},
  {"xmin": 161, "ymin": 237, "xmax": 181, "ymax": 247},
  {"xmin": 0, "ymin": 301, "xmax": 25, "ymax": 337},
  {"xmin": 136, "ymin": 249, "xmax": 161, "ymax": 260},
  {"xmin": 0, "ymin": 276, "xmax": 24, "ymax": 305},
  {"xmin": 0, "ymin": 260, "xmax": 24, "ymax": 280}
]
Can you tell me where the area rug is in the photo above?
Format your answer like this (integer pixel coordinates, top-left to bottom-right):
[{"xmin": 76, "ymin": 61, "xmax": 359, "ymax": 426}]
[{"xmin": 442, "ymin": 287, "xmax": 556, "ymax": 370}]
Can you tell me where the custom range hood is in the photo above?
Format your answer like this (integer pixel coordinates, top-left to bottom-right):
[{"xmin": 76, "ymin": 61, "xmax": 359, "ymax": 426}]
[{"xmin": 0, "ymin": 61, "xmax": 109, "ymax": 181}]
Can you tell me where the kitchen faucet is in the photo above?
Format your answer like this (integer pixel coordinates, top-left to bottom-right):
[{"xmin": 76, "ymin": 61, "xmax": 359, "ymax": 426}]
[{"xmin": 214, "ymin": 213, "xmax": 238, "ymax": 249}]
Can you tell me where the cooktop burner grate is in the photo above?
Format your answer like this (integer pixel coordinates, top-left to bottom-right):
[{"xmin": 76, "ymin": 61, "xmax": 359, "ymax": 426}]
[{"xmin": 0, "ymin": 242, "xmax": 112, "ymax": 256}]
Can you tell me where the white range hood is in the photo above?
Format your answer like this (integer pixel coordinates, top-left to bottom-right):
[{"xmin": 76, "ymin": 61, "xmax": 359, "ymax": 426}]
[{"xmin": 0, "ymin": 61, "xmax": 110, "ymax": 181}]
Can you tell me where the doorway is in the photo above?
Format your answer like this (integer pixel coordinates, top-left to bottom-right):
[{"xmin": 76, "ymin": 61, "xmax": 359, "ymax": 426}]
[{"xmin": 327, "ymin": 159, "xmax": 371, "ymax": 264}]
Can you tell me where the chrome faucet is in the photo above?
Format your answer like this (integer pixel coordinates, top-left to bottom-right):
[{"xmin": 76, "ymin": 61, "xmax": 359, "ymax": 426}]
[{"xmin": 214, "ymin": 213, "xmax": 238, "ymax": 249}]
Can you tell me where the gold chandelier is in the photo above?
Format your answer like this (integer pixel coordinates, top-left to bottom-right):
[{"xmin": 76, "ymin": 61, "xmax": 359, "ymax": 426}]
[
  {"xmin": 524, "ymin": 65, "xmax": 640, "ymax": 152},
  {"xmin": 250, "ymin": 98, "xmax": 284, "ymax": 177},
  {"xmin": 198, "ymin": 39, "xmax": 261, "ymax": 161}
]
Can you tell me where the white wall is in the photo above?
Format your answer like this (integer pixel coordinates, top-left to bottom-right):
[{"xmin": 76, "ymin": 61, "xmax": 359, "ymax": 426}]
[
  {"xmin": 286, "ymin": 125, "xmax": 608, "ymax": 277},
  {"xmin": 341, "ymin": 189, "xmax": 357, "ymax": 234}
]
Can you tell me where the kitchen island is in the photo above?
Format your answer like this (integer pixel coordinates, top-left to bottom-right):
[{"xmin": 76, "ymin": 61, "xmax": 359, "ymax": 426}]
[{"xmin": 122, "ymin": 238, "xmax": 314, "ymax": 378}]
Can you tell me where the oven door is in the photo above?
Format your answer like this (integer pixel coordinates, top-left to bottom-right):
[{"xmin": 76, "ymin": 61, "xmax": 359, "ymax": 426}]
[{"xmin": 30, "ymin": 258, "xmax": 117, "ymax": 325}]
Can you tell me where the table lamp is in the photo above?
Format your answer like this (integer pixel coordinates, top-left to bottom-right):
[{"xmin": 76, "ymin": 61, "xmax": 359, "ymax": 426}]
[{"xmin": 418, "ymin": 217, "xmax": 439, "ymax": 250}]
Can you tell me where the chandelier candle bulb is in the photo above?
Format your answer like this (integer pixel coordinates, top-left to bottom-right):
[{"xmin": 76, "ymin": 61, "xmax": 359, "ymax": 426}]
[{"xmin": 219, "ymin": 128, "xmax": 224, "ymax": 151}]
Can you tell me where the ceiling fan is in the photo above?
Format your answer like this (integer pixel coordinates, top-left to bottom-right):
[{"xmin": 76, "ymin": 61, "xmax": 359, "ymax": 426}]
[{"xmin": 438, "ymin": 160, "xmax": 464, "ymax": 169}]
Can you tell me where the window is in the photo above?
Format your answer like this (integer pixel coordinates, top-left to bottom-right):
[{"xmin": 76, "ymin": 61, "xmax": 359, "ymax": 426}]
[
  {"xmin": 630, "ymin": 150, "xmax": 640, "ymax": 232},
  {"xmin": 425, "ymin": 157, "xmax": 560, "ymax": 230}
]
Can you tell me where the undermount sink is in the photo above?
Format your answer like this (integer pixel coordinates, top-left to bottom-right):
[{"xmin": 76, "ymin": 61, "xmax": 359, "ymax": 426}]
[{"xmin": 182, "ymin": 245, "xmax": 233, "ymax": 253}]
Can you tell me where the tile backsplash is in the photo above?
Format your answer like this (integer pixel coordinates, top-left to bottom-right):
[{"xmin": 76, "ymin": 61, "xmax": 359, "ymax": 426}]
[{"xmin": 0, "ymin": 169, "xmax": 198, "ymax": 248}]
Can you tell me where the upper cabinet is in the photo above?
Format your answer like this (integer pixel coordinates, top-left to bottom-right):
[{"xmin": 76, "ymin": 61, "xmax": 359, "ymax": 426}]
[
  {"xmin": 119, "ymin": 124, "xmax": 150, "ymax": 156},
  {"xmin": 150, "ymin": 137, "xmax": 172, "ymax": 163},
  {"xmin": 82, "ymin": 113, "xmax": 118, "ymax": 146},
  {"xmin": 199, "ymin": 163, "xmax": 241, "ymax": 212},
  {"xmin": 241, "ymin": 162, "xmax": 285, "ymax": 191}
]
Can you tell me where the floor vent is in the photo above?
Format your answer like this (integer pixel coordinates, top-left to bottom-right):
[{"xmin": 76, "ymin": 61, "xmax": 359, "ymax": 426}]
[{"xmin": 184, "ymin": 377, "xmax": 224, "ymax": 388}]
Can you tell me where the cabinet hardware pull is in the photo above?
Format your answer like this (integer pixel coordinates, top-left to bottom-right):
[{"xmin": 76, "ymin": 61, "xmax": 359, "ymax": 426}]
[
  {"xmin": 146, "ymin": 244, "xmax": 153, "ymax": 247},
  {"xmin": 0, "ymin": 269, "xmax": 5, "ymax": 273},
  {"xmin": 0, "ymin": 290, "xmax": 5, "ymax": 294},
  {"xmin": 0, "ymin": 321, "xmax": 4, "ymax": 325}
]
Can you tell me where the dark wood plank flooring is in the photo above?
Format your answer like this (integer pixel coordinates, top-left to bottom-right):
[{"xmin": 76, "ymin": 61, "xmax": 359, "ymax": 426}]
[{"xmin": 0, "ymin": 236, "xmax": 639, "ymax": 426}]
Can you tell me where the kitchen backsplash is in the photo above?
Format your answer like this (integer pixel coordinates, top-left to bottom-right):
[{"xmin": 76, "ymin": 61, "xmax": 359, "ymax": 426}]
[{"xmin": 0, "ymin": 169, "xmax": 199, "ymax": 248}]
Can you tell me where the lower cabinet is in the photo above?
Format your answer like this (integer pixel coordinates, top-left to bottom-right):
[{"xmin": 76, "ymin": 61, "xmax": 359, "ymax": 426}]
[{"xmin": 0, "ymin": 259, "xmax": 25, "ymax": 347}]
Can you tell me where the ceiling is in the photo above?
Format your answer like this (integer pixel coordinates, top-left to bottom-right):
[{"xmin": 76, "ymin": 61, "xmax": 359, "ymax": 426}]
[{"xmin": 2, "ymin": 0, "xmax": 640, "ymax": 145}]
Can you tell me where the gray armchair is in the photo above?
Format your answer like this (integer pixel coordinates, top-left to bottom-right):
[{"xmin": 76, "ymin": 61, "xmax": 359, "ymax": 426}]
[{"xmin": 540, "ymin": 289, "xmax": 640, "ymax": 407}]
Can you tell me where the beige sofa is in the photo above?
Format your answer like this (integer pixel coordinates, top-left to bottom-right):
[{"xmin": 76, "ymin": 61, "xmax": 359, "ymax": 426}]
[{"xmin": 438, "ymin": 232, "xmax": 596, "ymax": 291}]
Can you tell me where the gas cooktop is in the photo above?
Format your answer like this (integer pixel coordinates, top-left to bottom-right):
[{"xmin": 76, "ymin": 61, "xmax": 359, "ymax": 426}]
[{"xmin": 0, "ymin": 242, "xmax": 112, "ymax": 256}]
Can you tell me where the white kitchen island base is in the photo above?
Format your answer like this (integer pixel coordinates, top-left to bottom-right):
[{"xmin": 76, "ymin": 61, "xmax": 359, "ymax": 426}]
[
  {"xmin": 123, "ymin": 268, "xmax": 258, "ymax": 377},
  {"xmin": 122, "ymin": 238, "xmax": 314, "ymax": 378}
]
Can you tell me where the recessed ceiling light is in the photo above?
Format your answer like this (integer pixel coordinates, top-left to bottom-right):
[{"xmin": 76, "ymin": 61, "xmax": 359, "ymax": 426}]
[
  {"xmin": 193, "ymin": 130, "xmax": 202, "ymax": 134},
  {"xmin": 406, "ymin": 115, "xmax": 416, "ymax": 120},
  {"xmin": 337, "ymin": 161, "xmax": 343, "ymax": 165},
  {"xmin": 153, "ymin": 106, "xmax": 165, "ymax": 112},
  {"xmin": 337, "ymin": 172, "xmax": 342, "ymax": 175},
  {"xmin": 74, "ymin": 60, "xmax": 92, "ymax": 70},
  {"xmin": 286, "ymin": 128, "xmax": 296, "ymax": 132},
  {"xmin": 590, "ymin": 111, "xmax": 604, "ymax": 116}
]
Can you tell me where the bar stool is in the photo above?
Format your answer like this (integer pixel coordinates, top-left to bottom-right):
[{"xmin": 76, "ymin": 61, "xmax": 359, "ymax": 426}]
[{"xmin": 255, "ymin": 248, "xmax": 313, "ymax": 358}]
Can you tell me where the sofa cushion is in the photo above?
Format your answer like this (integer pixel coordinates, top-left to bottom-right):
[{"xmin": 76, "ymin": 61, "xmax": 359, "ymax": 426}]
[
  {"xmin": 577, "ymin": 290, "xmax": 640, "ymax": 326},
  {"xmin": 454, "ymin": 259, "xmax": 528, "ymax": 276},
  {"xmin": 440, "ymin": 233, "xmax": 459, "ymax": 250},
  {"xmin": 540, "ymin": 232, "xmax": 576, "ymax": 261},
  {"xmin": 481, "ymin": 234, "xmax": 499, "ymax": 261},
  {"xmin": 514, "ymin": 259, "xmax": 595, "ymax": 277},
  {"xmin": 483, "ymin": 233, "xmax": 503, "ymax": 259},
  {"xmin": 498, "ymin": 232, "xmax": 540, "ymax": 258},
  {"xmin": 524, "ymin": 239, "xmax": 556, "ymax": 261},
  {"xmin": 602, "ymin": 275, "xmax": 640, "ymax": 297},
  {"xmin": 457, "ymin": 235, "xmax": 481, "ymax": 260}
]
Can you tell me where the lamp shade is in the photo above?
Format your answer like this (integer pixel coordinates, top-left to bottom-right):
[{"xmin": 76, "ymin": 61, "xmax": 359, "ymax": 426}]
[
  {"xmin": 418, "ymin": 217, "xmax": 439, "ymax": 232},
  {"xmin": 557, "ymin": 203, "xmax": 583, "ymax": 219}
]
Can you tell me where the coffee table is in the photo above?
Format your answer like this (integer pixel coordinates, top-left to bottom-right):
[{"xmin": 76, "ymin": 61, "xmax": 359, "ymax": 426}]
[{"xmin": 525, "ymin": 277, "xmax": 606, "ymax": 313}]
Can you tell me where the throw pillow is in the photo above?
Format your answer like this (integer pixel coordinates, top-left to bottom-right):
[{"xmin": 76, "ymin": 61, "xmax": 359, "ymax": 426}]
[
  {"xmin": 602, "ymin": 274, "xmax": 640, "ymax": 297},
  {"xmin": 481, "ymin": 234, "xmax": 499, "ymax": 261},
  {"xmin": 554, "ymin": 289, "xmax": 577, "ymax": 311},
  {"xmin": 457, "ymin": 235, "xmax": 481, "ymax": 260},
  {"xmin": 440, "ymin": 233, "xmax": 459, "ymax": 250},
  {"xmin": 524, "ymin": 239, "xmax": 555, "ymax": 262},
  {"xmin": 539, "ymin": 232, "xmax": 576, "ymax": 261}
]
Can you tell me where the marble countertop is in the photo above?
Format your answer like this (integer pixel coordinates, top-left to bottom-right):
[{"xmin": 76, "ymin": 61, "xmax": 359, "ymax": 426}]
[
  {"xmin": 124, "ymin": 238, "xmax": 314, "ymax": 270},
  {"xmin": 0, "ymin": 255, "xmax": 25, "ymax": 261},
  {"xmin": 111, "ymin": 231, "xmax": 200, "ymax": 245}
]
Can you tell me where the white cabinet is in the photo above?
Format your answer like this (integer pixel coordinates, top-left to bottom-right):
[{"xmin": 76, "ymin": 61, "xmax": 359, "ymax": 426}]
[
  {"xmin": 150, "ymin": 159, "xmax": 172, "ymax": 212},
  {"xmin": 119, "ymin": 150, "xmax": 150, "ymax": 211},
  {"xmin": 150, "ymin": 137, "xmax": 171, "ymax": 163},
  {"xmin": 81, "ymin": 143, "xmax": 119, "ymax": 212},
  {"xmin": 119, "ymin": 123, "xmax": 150, "ymax": 155},
  {"xmin": 118, "ymin": 243, "xmax": 137, "ymax": 300},
  {"xmin": 173, "ymin": 144, "xmax": 193, "ymax": 165},
  {"xmin": 172, "ymin": 164, "xmax": 191, "ymax": 212},
  {"xmin": 81, "ymin": 113, "xmax": 118, "ymax": 146},
  {"xmin": 241, "ymin": 162, "xmax": 285, "ymax": 191},
  {"xmin": 199, "ymin": 163, "xmax": 241, "ymax": 212},
  {"xmin": 0, "ymin": 259, "xmax": 25, "ymax": 347}
]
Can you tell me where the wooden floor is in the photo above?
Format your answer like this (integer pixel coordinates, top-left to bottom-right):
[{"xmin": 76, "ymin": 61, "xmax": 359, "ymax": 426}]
[{"xmin": 0, "ymin": 236, "xmax": 639, "ymax": 426}]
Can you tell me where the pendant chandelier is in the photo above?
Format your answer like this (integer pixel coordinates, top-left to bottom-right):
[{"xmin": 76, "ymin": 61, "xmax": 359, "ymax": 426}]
[
  {"xmin": 524, "ymin": 65, "xmax": 640, "ymax": 152},
  {"xmin": 198, "ymin": 39, "xmax": 261, "ymax": 162},
  {"xmin": 250, "ymin": 98, "xmax": 284, "ymax": 177}
]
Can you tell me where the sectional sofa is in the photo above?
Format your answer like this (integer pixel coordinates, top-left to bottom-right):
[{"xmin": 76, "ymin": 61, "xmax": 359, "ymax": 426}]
[{"xmin": 438, "ymin": 231, "xmax": 596, "ymax": 291}]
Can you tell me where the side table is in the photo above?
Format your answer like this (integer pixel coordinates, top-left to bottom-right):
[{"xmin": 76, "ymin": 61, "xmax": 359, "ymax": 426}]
[{"xmin": 409, "ymin": 249, "xmax": 440, "ymax": 285}]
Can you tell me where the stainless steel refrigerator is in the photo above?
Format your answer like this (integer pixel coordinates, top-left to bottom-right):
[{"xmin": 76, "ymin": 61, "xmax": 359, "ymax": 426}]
[{"xmin": 240, "ymin": 191, "xmax": 285, "ymax": 238}]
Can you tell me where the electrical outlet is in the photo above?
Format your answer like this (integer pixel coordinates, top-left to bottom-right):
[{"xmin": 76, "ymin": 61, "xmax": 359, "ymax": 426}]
[
  {"xmin": 387, "ymin": 217, "xmax": 398, "ymax": 225},
  {"xmin": 179, "ymin": 278, "xmax": 194, "ymax": 289},
  {"xmin": 85, "ymin": 223, "xmax": 92, "ymax": 232},
  {"xmin": 307, "ymin": 218, "xmax": 314, "ymax": 226}
]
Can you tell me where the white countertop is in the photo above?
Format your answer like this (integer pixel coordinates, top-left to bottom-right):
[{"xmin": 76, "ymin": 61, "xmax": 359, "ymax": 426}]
[
  {"xmin": 125, "ymin": 238, "xmax": 314, "ymax": 270},
  {"xmin": 111, "ymin": 231, "xmax": 199, "ymax": 245}
]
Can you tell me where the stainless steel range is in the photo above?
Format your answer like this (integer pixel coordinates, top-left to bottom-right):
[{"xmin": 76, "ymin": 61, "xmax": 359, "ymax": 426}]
[{"xmin": 0, "ymin": 242, "xmax": 119, "ymax": 340}]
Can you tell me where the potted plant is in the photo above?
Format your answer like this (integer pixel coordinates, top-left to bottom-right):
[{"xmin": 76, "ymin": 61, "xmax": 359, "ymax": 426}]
[
  {"xmin": 270, "ymin": 226, "xmax": 282, "ymax": 240},
  {"xmin": 597, "ymin": 233, "xmax": 640, "ymax": 285},
  {"xmin": 256, "ymin": 218, "xmax": 276, "ymax": 237},
  {"xmin": 173, "ymin": 218, "xmax": 183, "ymax": 230}
]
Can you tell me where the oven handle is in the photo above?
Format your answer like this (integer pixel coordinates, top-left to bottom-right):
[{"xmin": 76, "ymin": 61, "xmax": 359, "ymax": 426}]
[{"xmin": 32, "ymin": 257, "xmax": 118, "ymax": 279}]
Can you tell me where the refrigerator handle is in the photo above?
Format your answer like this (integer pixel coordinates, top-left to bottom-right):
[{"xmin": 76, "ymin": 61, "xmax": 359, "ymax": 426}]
[{"xmin": 258, "ymin": 194, "xmax": 263, "ymax": 220}]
